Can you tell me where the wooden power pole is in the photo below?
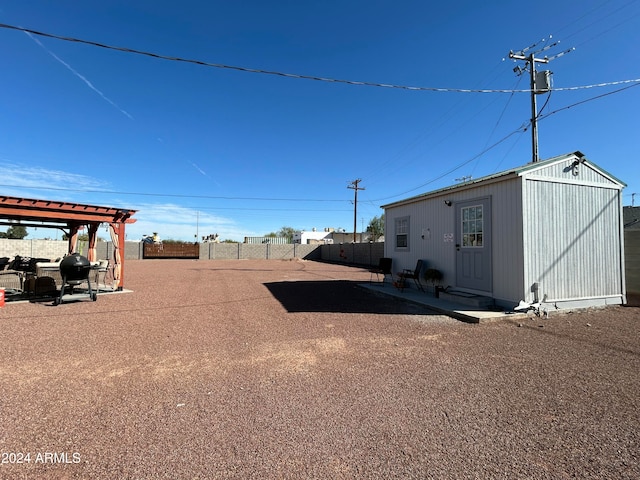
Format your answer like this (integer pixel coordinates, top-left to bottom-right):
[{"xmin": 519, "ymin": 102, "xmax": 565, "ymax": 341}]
[
  {"xmin": 509, "ymin": 38, "xmax": 573, "ymax": 163},
  {"xmin": 348, "ymin": 179, "xmax": 365, "ymax": 243}
]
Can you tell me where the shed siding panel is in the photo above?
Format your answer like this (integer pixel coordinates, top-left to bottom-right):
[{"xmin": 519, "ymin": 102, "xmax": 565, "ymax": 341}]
[
  {"xmin": 523, "ymin": 179, "xmax": 622, "ymax": 302},
  {"xmin": 451, "ymin": 179, "xmax": 524, "ymax": 303},
  {"xmin": 490, "ymin": 179, "xmax": 525, "ymax": 305},
  {"xmin": 386, "ymin": 197, "xmax": 455, "ymax": 278},
  {"xmin": 385, "ymin": 178, "xmax": 525, "ymax": 303},
  {"xmin": 527, "ymin": 161, "xmax": 618, "ymax": 186}
]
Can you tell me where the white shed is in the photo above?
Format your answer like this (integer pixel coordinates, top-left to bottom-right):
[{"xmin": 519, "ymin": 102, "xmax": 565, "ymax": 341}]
[{"xmin": 382, "ymin": 152, "xmax": 627, "ymax": 310}]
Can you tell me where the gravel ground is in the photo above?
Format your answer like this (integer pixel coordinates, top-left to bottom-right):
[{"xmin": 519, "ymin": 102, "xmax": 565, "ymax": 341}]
[{"xmin": 1, "ymin": 259, "xmax": 639, "ymax": 479}]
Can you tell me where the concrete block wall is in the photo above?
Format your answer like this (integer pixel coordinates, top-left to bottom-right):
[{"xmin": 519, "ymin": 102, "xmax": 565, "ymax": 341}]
[
  {"xmin": 319, "ymin": 242, "xmax": 384, "ymax": 267},
  {"xmin": 0, "ymin": 239, "xmax": 135, "ymax": 263},
  {"xmin": 212, "ymin": 243, "xmax": 241, "ymax": 259},
  {"xmin": 267, "ymin": 244, "xmax": 295, "ymax": 259},
  {"xmin": 0, "ymin": 239, "xmax": 68, "ymax": 261},
  {"xmin": 195, "ymin": 243, "xmax": 321, "ymax": 260},
  {"xmin": 625, "ymin": 230, "xmax": 640, "ymax": 294},
  {"xmin": 299, "ymin": 245, "xmax": 322, "ymax": 260},
  {"xmin": 200, "ymin": 243, "xmax": 241, "ymax": 259},
  {"xmin": 1, "ymin": 239, "xmax": 370, "ymax": 264},
  {"xmin": 95, "ymin": 241, "xmax": 140, "ymax": 261},
  {"xmin": 3, "ymin": 236, "xmax": 635, "ymax": 297},
  {"xmin": 240, "ymin": 244, "xmax": 267, "ymax": 259}
]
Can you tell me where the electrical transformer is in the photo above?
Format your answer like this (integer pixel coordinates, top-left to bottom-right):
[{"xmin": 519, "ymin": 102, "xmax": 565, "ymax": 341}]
[{"xmin": 535, "ymin": 70, "xmax": 552, "ymax": 94}]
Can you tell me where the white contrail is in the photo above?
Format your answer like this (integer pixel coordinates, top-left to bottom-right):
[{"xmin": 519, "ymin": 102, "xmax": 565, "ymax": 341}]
[
  {"xmin": 190, "ymin": 162, "xmax": 208, "ymax": 177},
  {"xmin": 24, "ymin": 31, "xmax": 134, "ymax": 119},
  {"xmin": 189, "ymin": 161, "xmax": 221, "ymax": 187}
]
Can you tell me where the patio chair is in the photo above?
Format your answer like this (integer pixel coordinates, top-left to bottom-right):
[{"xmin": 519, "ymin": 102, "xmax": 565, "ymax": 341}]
[
  {"xmin": 0, "ymin": 270, "xmax": 24, "ymax": 292},
  {"xmin": 92, "ymin": 259, "xmax": 109, "ymax": 292},
  {"xmin": 369, "ymin": 257, "xmax": 393, "ymax": 286},
  {"xmin": 396, "ymin": 259, "xmax": 425, "ymax": 292}
]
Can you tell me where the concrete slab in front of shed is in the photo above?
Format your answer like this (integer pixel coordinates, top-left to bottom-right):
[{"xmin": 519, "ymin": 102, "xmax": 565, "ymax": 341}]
[
  {"xmin": 438, "ymin": 290, "xmax": 495, "ymax": 308},
  {"xmin": 362, "ymin": 283, "xmax": 526, "ymax": 323}
]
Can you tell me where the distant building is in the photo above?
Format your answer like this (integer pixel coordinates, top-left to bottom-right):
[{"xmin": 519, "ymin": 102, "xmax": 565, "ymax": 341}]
[
  {"xmin": 202, "ymin": 233, "xmax": 220, "ymax": 243},
  {"xmin": 331, "ymin": 232, "xmax": 382, "ymax": 244},
  {"xmin": 292, "ymin": 228, "xmax": 383, "ymax": 244},
  {"xmin": 292, "ymin": 228, "xmax": 333, "ymax": 244},
  {"xmin": 244, "ymin": 236, "xmax": 290, "ymax": 244}
]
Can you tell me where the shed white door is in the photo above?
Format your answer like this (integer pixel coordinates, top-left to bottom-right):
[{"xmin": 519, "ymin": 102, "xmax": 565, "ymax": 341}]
[{"xmin": 455, "ymin": 198, "xmax": 492, "ymax": 292}]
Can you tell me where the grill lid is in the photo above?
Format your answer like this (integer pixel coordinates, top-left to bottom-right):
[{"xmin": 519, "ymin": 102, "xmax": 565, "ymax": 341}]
[{"xmin": 59, "ymin": 253, "xmax": 91, "ymax": 281}]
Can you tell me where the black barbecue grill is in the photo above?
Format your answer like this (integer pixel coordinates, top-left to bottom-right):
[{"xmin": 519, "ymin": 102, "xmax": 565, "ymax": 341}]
[{"xmin": 54, "ymin": 253, "xmax": 97, "ymax": 305}]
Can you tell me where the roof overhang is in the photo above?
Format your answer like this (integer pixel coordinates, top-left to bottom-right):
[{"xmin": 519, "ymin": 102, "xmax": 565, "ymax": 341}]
[{"xmin": 381, "ymin": 151, "xmax": 626, "ymax": 210}]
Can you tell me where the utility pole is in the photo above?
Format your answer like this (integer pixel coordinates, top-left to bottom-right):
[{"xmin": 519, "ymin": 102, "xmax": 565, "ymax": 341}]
[
  {"xmin": 348, "ymin": 179, "xmax": 365, "ymax": 243},
  {"xmin": 509, "ymin": 37, "xmax": 573, "ymax": 163}
]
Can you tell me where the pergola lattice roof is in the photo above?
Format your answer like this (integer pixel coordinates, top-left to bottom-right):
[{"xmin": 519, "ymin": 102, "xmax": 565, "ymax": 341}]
[
  {"xmin": 0, "ymin": 195, "xmax": 137, "ymax": 290},
  {"xmin": 0, "ymin": 196, "xmax": 136, "ymax": 227}
]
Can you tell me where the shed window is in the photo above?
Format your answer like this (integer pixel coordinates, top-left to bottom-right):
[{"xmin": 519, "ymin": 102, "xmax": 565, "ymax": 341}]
[
  {"xmin": 461, "ymin": 205, "xmax": 483, "ymax": 247},
  {"xmin": 395, "ymin": 216, "xmax": 409, "ymax": 249}
]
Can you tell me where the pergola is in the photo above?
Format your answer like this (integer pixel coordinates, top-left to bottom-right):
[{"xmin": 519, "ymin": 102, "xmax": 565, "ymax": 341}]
[{"xmin": 0, "ymin": 195, "xmax": 136, "ymax": 290}]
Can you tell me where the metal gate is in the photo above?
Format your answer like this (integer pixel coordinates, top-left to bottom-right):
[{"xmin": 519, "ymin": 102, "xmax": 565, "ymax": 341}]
[{"xmin": 143, "ymin": 243, "xmax": 199, "ymax": 259}]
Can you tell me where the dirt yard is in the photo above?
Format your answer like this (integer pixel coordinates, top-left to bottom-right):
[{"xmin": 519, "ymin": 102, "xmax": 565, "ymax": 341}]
[{"xmin": 1, "ymin": 259, "xmax": 638, "ymax": 479}]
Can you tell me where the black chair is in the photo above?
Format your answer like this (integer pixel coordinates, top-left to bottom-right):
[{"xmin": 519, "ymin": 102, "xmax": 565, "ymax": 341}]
[
  {"xmin": 397, "ymin": 259, "xmax": 425, "ymax": 292},
  {"xmin": 369, "ymin": 257, "xmax": 393, "ymax": 286}
]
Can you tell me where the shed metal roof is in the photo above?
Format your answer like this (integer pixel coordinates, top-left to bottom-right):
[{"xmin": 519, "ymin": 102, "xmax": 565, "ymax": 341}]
[{"xmin": 381, "ymin": 151, "xmax": 626, "ymax": 209}]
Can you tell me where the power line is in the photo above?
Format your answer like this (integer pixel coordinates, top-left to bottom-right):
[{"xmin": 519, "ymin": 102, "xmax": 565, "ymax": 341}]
[
  {"xmin": 558, "ymin": 0, "xmax": 640, "ymax": 48},
  {"xmin": 362, "ymin": 61, "xmax": 511, "ymax": 188},
  {"xmin": 470, "ymin": 75, "xmax": 524, "ymax": 178},
  {"xmin": 2, "ymin": 23, "xmax": 639, "ymax": 94},
  {"xmin": 371, "ymin": 77, "xmax": 639, "ymax": 203},
  {"xmin": 369, "ymin": 127, "xmax": 525, "ymax": 203},
  {"xmin": 3, "ymin": 21, "xmax": 637, "ymax": 211},
  {"xmin": 537, "ymin": 80, "xmax": 640, "ymax": 121},
  {"xmin": 185, "ymin": 206, "xmax": 351, "ymax": 212},
  {"xmin": 0, "ymin": 183, "xmax": 348, "ymax": 203}
]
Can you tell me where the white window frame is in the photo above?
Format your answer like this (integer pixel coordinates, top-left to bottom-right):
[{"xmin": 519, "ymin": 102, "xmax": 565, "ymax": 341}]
[
  {"xmin": 395, "ymin": 216, "xmax": 409, "ymax": 250},
  {"xmin": 461, "ymin": 205, "xmax": 484, "ymax": 248}
]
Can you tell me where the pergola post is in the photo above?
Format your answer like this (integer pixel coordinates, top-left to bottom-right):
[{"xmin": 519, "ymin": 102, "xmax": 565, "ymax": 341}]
[
  {"xmin": 68, "ymin": 222, "xmax": 81, "ymax": 254},
  {"xmin": 87, "ymin": 222, "xmax": 100, "ymax": 262},
  {"xmin": 109, "ymin": 222, "xmax": 127, "ymax": 291}
]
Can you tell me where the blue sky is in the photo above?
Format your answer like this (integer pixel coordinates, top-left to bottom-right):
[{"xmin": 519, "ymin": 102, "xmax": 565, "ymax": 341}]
[{"xmin": 1, "ymin": 1, "xmax": 638, "ymax": 242}]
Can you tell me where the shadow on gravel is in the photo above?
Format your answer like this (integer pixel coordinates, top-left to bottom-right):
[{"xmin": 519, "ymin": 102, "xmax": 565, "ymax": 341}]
[{"xmin": 264, "ymin": 280, "xmax": 438, "ymax": 315}]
